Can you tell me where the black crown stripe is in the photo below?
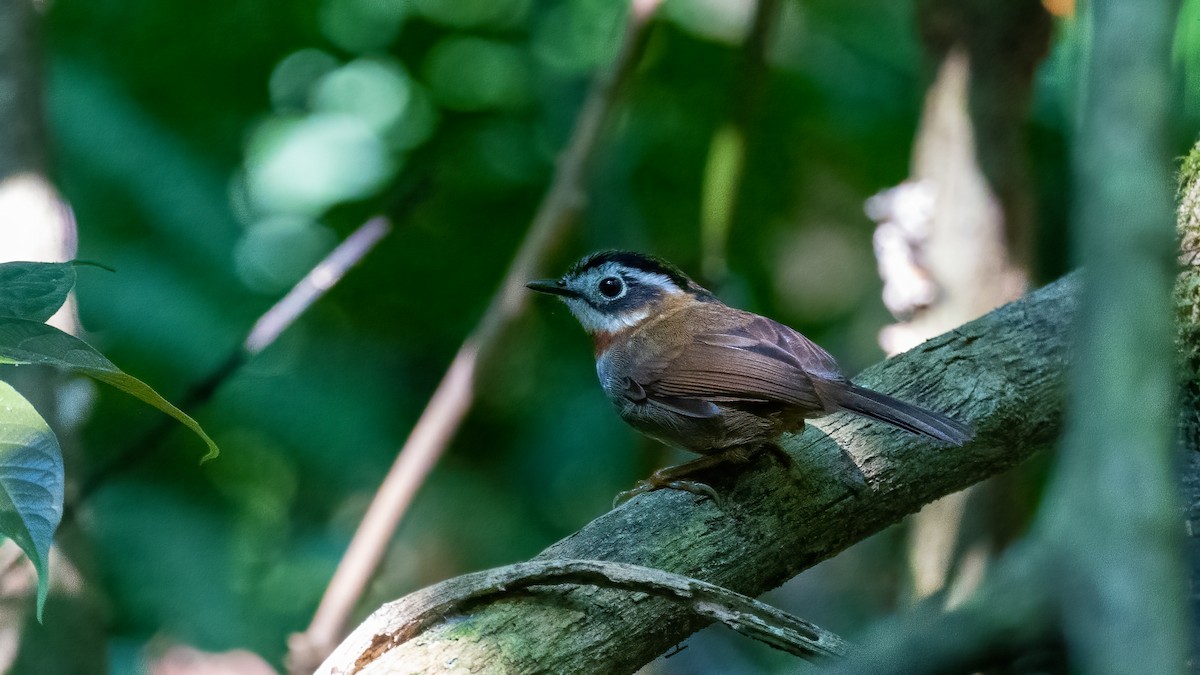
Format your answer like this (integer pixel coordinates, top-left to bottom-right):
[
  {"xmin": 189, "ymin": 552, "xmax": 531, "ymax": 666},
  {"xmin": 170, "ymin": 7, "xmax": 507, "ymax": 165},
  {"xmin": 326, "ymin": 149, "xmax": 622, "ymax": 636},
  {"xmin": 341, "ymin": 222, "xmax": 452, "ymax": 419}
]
[{"xmin": 568, "ymin": 250, "xmax": 715, "ymax": 300}]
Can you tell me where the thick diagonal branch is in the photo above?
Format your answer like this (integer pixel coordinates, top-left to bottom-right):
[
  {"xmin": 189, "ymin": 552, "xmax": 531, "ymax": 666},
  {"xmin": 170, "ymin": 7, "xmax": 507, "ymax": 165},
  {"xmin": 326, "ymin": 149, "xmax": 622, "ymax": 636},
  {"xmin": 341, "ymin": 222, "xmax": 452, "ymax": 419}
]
[{"xmin": 324, "ymin": 273, "xmax": 1077, "ymax": 674}]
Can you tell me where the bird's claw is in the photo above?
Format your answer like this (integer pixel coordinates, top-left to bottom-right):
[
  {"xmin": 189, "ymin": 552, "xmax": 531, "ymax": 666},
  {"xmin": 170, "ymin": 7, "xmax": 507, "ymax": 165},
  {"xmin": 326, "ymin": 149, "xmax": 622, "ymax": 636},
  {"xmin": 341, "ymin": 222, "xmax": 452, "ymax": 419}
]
[{"xmin": 612, "ymin": 478, "xmax": 722, "ymax": 508}]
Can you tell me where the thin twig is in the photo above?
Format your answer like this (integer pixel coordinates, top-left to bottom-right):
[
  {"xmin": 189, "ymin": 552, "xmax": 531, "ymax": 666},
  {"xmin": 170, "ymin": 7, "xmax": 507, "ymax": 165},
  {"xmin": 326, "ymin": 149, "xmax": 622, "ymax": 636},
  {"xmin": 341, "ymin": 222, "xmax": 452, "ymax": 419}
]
[
  {"xmin": 244, "ymin": 217, "xmax": 390, "ymax": 355},
  {"xmin": 285, "ymin": 2, "xmax": 665, "ymax": 671},
  {"xmin": 71, "ymin": 215, "xmax": 392, "ymax": 507},
  {"xmin": 318, "ymin": 559, "xmax": 851, "ymax": 674}
]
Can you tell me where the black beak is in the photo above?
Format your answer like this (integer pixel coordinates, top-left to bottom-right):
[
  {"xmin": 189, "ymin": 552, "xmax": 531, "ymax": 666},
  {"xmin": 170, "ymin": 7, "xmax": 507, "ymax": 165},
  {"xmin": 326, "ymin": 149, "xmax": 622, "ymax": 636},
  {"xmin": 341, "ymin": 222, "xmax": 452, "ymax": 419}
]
[{"xmin": 526, "ymin": 279, "xmax": 580, "ymax": 298}]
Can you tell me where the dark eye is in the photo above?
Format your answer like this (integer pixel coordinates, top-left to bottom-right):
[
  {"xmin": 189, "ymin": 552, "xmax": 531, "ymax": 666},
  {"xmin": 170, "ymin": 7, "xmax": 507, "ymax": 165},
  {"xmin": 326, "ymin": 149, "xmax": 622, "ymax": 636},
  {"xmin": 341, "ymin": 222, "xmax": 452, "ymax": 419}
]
[{"xmin": 598, "ymin": 276, "xmax": 623, "ymax": 298}]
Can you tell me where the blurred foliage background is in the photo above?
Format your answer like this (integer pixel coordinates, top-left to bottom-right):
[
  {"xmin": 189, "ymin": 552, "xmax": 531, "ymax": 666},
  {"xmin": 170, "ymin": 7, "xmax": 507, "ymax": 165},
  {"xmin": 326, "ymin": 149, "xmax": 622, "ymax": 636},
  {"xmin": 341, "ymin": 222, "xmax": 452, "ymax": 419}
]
[{"xmin": 6, "ymin": 0, "xmax": 1193, "ymax": 671}]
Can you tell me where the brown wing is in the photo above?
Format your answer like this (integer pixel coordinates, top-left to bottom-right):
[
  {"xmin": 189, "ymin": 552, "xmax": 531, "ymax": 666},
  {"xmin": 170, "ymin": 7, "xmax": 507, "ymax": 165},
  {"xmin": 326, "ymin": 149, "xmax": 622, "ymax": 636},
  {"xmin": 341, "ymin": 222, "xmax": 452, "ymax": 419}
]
[{"xmin": 629, "ymin": 312, "xmax": 844, "ymax": 416}]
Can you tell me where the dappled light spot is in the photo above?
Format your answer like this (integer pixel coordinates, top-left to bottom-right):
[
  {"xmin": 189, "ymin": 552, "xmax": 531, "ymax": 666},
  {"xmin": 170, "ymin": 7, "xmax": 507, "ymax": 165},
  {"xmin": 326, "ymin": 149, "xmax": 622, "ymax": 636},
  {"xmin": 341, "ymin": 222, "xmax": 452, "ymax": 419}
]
[
  {"xmin": 319, "ymin": 0, "xmax": 410, "ymax": 54},
  {"xmin": 235, "ymin": 216, "xmax": 337, "ymax": 294},
  {"xmin": 665, "ymin": 0, "xmax": 754, "ymax": 44},
  {"xmin": 1043, "ymin": 0, "xmax": 1074, "ymax": 17},
  {"xmin": 270, "ymin": 49, "xmax": 340, "ymax": 113},
  {"xmin": 311, "ymin": 58, "xmax": 414, "ymax": 135},
  {"xmin": 245, "ymin": 114, "xmax": 395, "ymax": 215},
  {"xmin": 382, "ymin": 81, "xmax": 439, "ymax": 151},
  {"xmin": 533, "ymin": 0, "xmax": 626, "ymax": 74},
  {"xmin": 424, "ymin": 37, "xmax": 532, "ymax": 112}
]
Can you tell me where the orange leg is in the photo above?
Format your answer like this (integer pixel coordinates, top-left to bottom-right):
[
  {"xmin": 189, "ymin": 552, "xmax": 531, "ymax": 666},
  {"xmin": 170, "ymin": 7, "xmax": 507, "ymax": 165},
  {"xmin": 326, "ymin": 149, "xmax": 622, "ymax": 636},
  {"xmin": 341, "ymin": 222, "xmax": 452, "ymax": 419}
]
[{"xmin": 613, "ymin": 446, "xmax": 754, "ymax": 508}]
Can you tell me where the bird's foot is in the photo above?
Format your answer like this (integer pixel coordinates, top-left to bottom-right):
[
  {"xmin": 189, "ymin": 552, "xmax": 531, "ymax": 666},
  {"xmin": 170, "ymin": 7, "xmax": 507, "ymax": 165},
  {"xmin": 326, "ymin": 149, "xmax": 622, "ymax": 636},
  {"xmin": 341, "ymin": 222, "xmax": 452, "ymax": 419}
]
[
  {"xmin": 612, "ymin": 451, "xmax": 742, "ymax": 508},
  {"xmin": 613, "ymin": 478, "xmax": 721, "ymax": 508}
]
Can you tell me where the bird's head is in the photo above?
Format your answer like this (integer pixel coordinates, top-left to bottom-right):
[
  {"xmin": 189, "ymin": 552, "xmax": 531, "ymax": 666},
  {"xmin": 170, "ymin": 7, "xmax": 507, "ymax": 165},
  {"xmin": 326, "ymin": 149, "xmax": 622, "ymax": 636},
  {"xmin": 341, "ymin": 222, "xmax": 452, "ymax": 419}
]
[{"xmin": 527, "ymin": 251, "xmax": 714, "ymax": 337}]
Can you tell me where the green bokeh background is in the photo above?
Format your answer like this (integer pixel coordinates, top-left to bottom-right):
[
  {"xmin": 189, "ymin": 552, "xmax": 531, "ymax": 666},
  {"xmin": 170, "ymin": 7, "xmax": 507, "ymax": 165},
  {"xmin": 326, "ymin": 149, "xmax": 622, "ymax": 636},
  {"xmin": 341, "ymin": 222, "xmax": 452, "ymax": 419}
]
[{"xmin": 22, "ymin": 0, "xmax": 1193, "ymax": 671}]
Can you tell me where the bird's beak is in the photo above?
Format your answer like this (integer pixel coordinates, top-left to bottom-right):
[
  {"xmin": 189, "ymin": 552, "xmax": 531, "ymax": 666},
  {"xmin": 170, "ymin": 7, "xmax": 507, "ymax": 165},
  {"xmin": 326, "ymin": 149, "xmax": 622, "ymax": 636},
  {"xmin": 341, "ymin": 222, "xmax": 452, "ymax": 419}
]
[{"xmin": 526, "ymin": 279, "xmax": 580, "ymax": 298}]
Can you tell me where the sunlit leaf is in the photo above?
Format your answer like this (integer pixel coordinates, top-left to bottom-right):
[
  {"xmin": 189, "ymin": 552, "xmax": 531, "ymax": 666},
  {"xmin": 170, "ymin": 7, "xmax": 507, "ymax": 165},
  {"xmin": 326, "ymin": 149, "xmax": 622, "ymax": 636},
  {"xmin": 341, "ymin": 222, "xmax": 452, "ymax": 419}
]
[
  {"xmin": 270, "ymin": 49, "xmax": 340, "ymax": 113},
  {"xmin": 0, "ymin": 380, "xmax": 64, "ymax": 621},
  {"xmin": 0, "ymin": 262, "xmax": 76, "ymax": 323},
  {"xmin": 700, "ymin": 123, "xmax": 745, "ymax": 273},
  {"xmin": 0, "ymin": 318, "xmax": 219, "ymax": 461}
]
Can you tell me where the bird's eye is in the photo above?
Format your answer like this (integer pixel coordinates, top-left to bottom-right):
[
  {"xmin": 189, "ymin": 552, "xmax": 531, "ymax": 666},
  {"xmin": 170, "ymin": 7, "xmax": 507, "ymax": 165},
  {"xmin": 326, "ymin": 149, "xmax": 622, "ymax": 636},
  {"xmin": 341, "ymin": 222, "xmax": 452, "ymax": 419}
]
[{"xmin": 598, "ymin": 276, "xmax": 623, "ymax": 298}]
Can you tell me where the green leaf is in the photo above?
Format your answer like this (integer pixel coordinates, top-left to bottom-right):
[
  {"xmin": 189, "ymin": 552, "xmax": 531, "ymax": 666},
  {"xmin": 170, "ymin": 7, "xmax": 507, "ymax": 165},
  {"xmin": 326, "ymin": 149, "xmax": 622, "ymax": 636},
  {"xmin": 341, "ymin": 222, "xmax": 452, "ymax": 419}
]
[
  {"xmin": 0, "ymin": 380, "xmax": 64, "ymax": 621},
  {"xmin": 0, "ymin": 318, "xmax": 219, "ymax": 461},
  {"xmin": 0, "ymin": 262, "xmax": 77, "ymax": 323}
]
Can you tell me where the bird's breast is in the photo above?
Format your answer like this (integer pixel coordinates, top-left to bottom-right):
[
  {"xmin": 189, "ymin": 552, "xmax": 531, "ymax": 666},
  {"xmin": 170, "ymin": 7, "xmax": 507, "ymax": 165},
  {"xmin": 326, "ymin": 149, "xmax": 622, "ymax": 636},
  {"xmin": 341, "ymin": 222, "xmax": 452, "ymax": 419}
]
[
  {"xmin": 591, "ymin": 330, "xmax": 617, "ymax": 357},
  {"xmin": 595, "ymin": 349, "xmax": 623, "ymax": 402}
]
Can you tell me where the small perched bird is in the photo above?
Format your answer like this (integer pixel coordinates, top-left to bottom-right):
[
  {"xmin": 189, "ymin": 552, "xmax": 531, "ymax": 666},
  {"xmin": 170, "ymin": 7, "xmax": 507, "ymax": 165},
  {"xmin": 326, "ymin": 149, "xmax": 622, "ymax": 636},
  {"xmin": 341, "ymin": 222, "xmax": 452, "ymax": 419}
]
[{"xmin": 528, "ymin": 251, "xmax": 972, "ymax": 501}]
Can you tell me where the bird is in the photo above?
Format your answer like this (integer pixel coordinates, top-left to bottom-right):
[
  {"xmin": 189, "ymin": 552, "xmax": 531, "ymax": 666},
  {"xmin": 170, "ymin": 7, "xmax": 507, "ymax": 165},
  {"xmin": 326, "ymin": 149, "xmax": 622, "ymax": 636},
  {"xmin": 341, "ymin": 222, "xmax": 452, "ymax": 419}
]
[{"xmin": 527, "ymin": 250, "xmax": 972, "ymax": 503}]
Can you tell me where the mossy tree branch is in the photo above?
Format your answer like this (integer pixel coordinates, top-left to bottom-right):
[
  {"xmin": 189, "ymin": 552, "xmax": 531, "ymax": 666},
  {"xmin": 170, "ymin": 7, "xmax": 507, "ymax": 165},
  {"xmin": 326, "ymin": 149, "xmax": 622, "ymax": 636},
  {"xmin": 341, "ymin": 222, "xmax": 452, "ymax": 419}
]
[
  {"xmin": 320, "ymin": 559, "xmax": 852, "ymax": 674},
  {"xmin": 321, "ymin": 272, "xmax": 1077, "ymax": 674},
  {"xmin": 1175, "ymin": 140, "xmax": 1200, "ymax": 660}
]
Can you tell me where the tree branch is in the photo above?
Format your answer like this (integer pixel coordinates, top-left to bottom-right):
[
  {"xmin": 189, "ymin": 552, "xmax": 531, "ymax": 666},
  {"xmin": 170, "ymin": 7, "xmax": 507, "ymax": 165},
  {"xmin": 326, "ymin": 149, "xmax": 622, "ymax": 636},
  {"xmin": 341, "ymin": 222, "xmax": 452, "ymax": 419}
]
[
  {"xmin": 1179, "ymin": 142, "xmax": 1200, "ymax": 662},
  {"xmin": 0, "ymin": 0, "xmax": 47, "ymax": 179},
  {"xmin": 319, "ymin": 559, "xmax": 851, "ymax": 674},
  {"xmin": 323, "ymin": 272, "xmax": 1078, "ymax": 673}
]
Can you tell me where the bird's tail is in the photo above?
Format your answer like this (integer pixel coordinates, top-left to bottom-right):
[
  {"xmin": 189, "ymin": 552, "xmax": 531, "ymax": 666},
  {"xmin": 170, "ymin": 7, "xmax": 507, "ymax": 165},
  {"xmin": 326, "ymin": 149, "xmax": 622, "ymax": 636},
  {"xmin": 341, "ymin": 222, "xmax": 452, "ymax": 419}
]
[{"xmin": 826, "ymin": 383, "xmax": 973, "ymax": 446}]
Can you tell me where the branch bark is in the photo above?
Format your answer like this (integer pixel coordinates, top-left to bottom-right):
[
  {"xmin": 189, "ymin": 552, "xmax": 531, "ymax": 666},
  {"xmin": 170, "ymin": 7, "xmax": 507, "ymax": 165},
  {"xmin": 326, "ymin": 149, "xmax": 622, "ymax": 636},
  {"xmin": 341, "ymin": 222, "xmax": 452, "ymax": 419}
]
[
  {"xmin": 322, "ymin": 272, "xmax": 1077, "ymax": 673},
  {"xmin": 1180, "ymin": 143, "xmax": 1200, "ymax": 663},
  {"xmin": 320, "ymin": 559, "xmax": 851, "ymax": 673}
]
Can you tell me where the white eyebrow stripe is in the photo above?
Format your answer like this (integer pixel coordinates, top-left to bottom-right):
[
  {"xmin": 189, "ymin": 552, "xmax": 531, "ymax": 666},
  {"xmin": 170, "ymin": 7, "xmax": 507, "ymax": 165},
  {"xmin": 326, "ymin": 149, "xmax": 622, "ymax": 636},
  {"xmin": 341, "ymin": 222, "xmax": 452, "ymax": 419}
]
[{"xmin": 619, "ymin": 269, "xmax": 681, "ymax": 294}]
